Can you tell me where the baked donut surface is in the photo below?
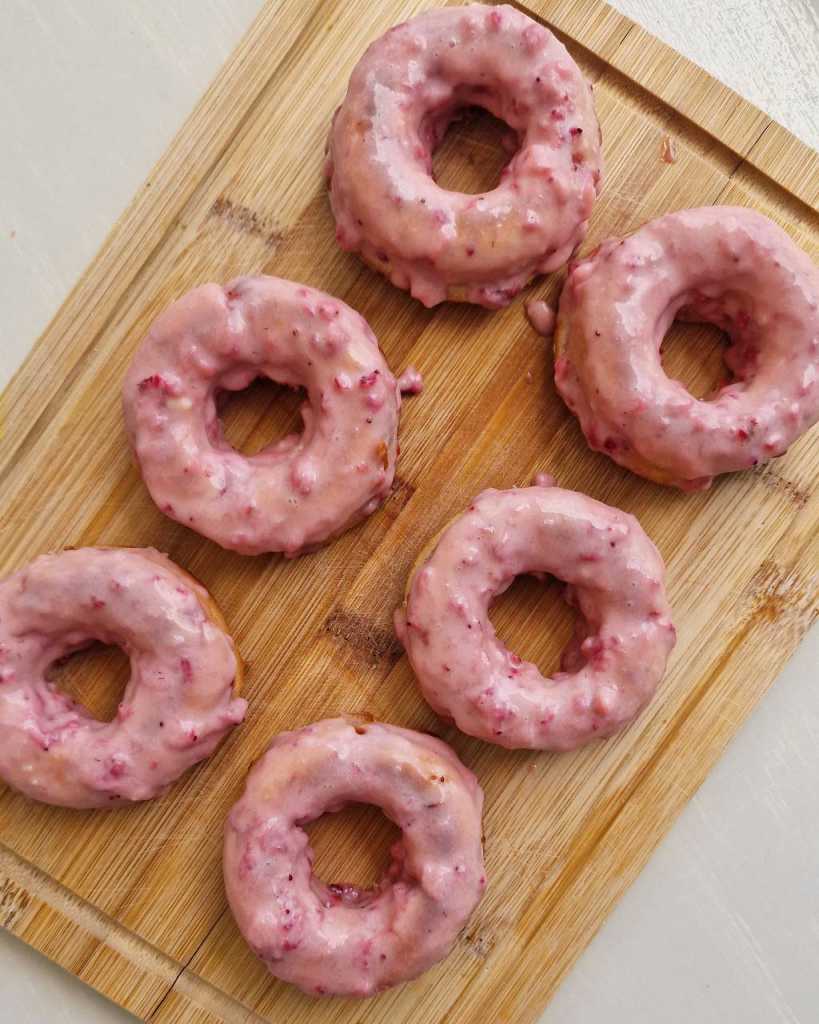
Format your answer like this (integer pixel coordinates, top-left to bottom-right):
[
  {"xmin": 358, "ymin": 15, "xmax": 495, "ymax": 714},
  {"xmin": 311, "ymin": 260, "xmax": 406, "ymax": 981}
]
[
  {"xmin": 554, "ymin": 206, "xmax": 819, "ymax": 488},
  {"xmin": 224, "ymin": 717, "xmax": 485, "ymax": 997},
  {"xmin": 396, "ymin": 485, "xmax": 675, "ymax": 750},
  {"xmin": 327, "ymin": 4, "xmax": 602, "ymax": 308},
  {"xmin": 0, "ymin": 547, "xmax": 245, "ymax": 808},
  {"xmin": 123, "ymin": 276, "xmax": 403, "ymax": 555}
]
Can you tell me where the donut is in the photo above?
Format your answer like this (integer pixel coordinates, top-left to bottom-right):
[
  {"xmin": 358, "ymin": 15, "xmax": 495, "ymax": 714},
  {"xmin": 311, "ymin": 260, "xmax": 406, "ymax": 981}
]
[
  {"xmin": 395, "ymin": 484, "xmax": 675, "ymax": 750},
  {"xmin": 327, "ymin": 4, "xmax": 602, "ymax": 309},
  {"xmin": 0, "ymin": 547, "xmax": 245, "ymax": 808},
  {"xmin": 123, "ymin": 275, "xmax": 404, "ymax": 556},
  {"xmin": 553, "ymin": 206, "xmax": 819, "ymax": 489},
  {"xmin": 224, "ymin": 717, "xmax": 485, "ymax": 997}
]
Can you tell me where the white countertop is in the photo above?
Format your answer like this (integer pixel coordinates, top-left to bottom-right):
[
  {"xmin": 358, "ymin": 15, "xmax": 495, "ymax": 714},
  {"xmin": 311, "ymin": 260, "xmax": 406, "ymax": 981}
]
[{"xmin": 1, "ymin": 2, "xmax": 817, "ymax": 1022}]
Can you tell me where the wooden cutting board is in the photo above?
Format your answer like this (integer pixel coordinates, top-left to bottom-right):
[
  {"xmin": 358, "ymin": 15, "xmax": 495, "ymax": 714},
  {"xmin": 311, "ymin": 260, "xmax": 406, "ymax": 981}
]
[{"xmin": 1, "ymin": 1, "xmax": 817, "ymax": 1021}]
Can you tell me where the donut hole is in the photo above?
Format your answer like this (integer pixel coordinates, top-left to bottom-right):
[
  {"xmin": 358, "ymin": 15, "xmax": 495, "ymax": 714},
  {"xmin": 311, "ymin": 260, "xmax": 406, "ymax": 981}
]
[
  {"xmin": 489, "ymin": 573, "xmax": 578, "ymax": 677},
  {"xmin": 304, "ymin": 802, "xmax": 402, "ymax": 897},
  {"xmin": 217, "ymin": 376, "xmax": 307, "ymax": 456},
  {"xmin": 45, "ymin": 641, "xmax": 131, "ymax": 722},
  {"xmin": 430, "ymin": 105, "xmax": 516, "ymax": 195},
  {"xmin": 660, "ymin": 319, "xmax": 735, "ymax": 400}
]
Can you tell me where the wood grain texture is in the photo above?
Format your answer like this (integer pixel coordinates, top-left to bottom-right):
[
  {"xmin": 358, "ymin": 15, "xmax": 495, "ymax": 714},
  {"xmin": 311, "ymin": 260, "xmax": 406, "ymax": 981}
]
[{"xmin": 0, "ymin": 0, "xmax": 817, "ymax": 1022}]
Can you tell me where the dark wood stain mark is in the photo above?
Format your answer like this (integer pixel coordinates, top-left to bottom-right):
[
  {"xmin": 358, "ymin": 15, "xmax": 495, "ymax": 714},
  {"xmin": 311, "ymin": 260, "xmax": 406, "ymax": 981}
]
[
  {"xmin": 324, "ymin": 607, "xmax": 403, "ymax": 666},
  {"xmin": 209, "ymin": 196, "xmax": 282, "ymax": 247},
  {"xmin": 381, "ymin": 475, "xmax": 416, "ymax": 524},
  {"xmin": 0, "ymin": 877, "xmax": 31, "ymax": 929},
  {"xmin": 745, "ymin": 559, "xmax": 816, "ymax": 629},
  {"xmin": 464, "ymin": 928, "xmax": 496, "ymax": 960},
  {"xmin": 753, "ymin": 464, "xmax": 810, "ymax": 509}
]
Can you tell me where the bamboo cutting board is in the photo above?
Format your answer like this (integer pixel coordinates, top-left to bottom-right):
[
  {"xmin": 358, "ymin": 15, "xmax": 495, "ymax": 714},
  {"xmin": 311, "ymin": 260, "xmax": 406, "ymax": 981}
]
[{"xmin": 1, "ymin": 0, "xmax": 817, "ymax": 1021}]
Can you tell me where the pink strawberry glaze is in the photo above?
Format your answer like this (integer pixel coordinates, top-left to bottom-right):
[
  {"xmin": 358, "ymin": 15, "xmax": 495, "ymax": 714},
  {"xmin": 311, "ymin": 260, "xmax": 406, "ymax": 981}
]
[
  {"xmin": 554, "ymin": 207, "xmax": 819, "ymax": 489},
  {"xmin": 327, "ymin": 4, "xmax": 602, "ymax": 308},
  {"xmin": 123, "ymin": 276, "xmax": 406, "ymax": 556},
  {"xmin": 396, "ymin": 485, "xmax": 675, "ymax": 750},
  {"xmin": 224, "ymin": 717, "xmax": 485, "ymax": 997},
  {"xmin": 525, "ymin": 298, "xmax": 555, "ymax": 337},
  {"xmin": 0, "ymin": 547, "xmax": 244, "ymax": 808}
]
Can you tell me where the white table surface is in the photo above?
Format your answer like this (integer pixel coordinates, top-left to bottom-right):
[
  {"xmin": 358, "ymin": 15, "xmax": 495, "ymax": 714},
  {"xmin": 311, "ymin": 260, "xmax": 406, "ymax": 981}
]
[{"xmin": 1, "ymin": 2, "xmax": 817, "ymax": 1022}]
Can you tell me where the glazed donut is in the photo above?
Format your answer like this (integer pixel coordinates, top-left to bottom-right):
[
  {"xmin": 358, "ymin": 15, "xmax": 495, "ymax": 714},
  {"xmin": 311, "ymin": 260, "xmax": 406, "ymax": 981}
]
[
  {"xmin": 553, "ymin": 206, "xmax": 819, "ymax": 489},
  {"xmin": 224, "ymin": 717, "xmax": 485, "ymax": 997},
  {"xmin": 327, "ymin": 4, "xmax": 602, "ymax": 308},
  {"xmin": 395, "ymin": 484, "xmax": 675, "ymax": 750},
  {"xmin": 123, "ymin": 275, "xmax": 403, "ymax": 556},
  {"xmin": 0, "ymin": 547, "xmax": 245, "ymax": 808}
]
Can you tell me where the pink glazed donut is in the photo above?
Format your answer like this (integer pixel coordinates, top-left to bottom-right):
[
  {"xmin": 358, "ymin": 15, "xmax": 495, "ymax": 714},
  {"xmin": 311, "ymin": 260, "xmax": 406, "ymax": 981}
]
[
  {"xmin": 224, "ymin": 717, "xmax": 485, "ymax": 997},
  {"xmin": 123, "ymin": 276, "xmax": 403, "ymax": 556},
  {"xmin": 327, "ymin": 4, "xmax": 602, "ymax": 308},
  {"xmin": 395, "ymin": 485, "xmax": 675, "ymax": 751},
  {"xmin": 554, "ymin": 207, "xmax": 819, "ymax": 489},
  {"xmin": 0, "ymin": 547, "xmax": 245, "ymax": 808}
]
